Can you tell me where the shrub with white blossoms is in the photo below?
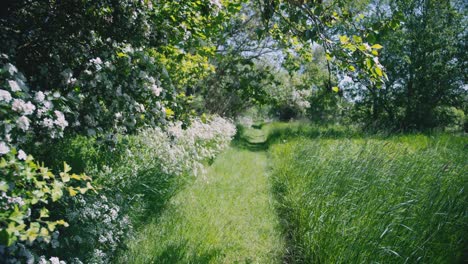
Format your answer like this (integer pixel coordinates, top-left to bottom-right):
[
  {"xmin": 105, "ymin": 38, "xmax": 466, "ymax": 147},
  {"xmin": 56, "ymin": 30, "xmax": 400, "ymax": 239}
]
[
  {"xmin": 70, "ymin": 44, "xmax": 168, "ymax": 135},
  {"xmin": 47, "ymin": 194, "xmax": 131, "ymax": 264},
  {"xmin": 0, "ymin": 59, "xmax": 70, "ymax": 150},
  {"xmin": 135, "ymin": 115, "xmax": 236, "ymax": 177},
  {"xmin": 0, "ymin": 58, "xmax": 93, "ymax": 264}
]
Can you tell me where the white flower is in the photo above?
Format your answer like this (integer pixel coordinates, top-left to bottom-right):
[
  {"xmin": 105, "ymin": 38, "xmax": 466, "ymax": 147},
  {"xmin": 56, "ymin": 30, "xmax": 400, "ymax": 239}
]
[
  {"xmin": 54, "ymin": 110, "xmax": 69, "ymax": 129},
  {"xmin": 0, "ymin": 141, "xmax": 10, "ymax": 154},
  {"xmin": 8, "ymin": 80, "xmax": 21, "ymax": 92},
  {"xmin": 34, "ymin": 91, "xmax": 45, "ymax": 102},
  {"xmin": 373, "ymin": 56, "xmax": 381, "ymax": 65},
  {"xmin": 136, "ymin": 103, "xmax": 146, "ymax": 113},
  {"xmin": 53, "ymin": 91, "xmax": 61, "ymax": 98},
  {"xmin": 150, "ymin": 84, "xmax": 163, "ymax": 97},
  {"xmin": 364, "ymin": 43, "xmax": 371, "ymax": 51},
  {"xmin": 49, "ymin": 257, "xmax": 60, "ymax": 264},
  {"xmin": 16, "ymin": 116, "xmax": 30, "ymax": 131},
  {"xmin": 11, "ymin": 99, "xmax": 35, "ymax": 115},
  {"xmin": 38, "ymin": 256, "xmax": 48, "ymax": 264},
  {"xmin": 90, "ymin": 57, "xmax": 103, "ymax": 65},
  {"xmin": 11, "ymin": 99, "xmax": 25, "ymax": 112},
  {"xmin": 0, "ymin": 89, "xmax": 12, "ymax": 102},
  {"xmin": 17, "ymin": 150, "xmax": 27, "ymax": 160},
  {"xmin": 41, "ymin": 118, "xmax": 54, "ymax": 128},
  {"xmin": 43, "ymin": 100, "xmax": 53, "ymax": 109},
  {"xmin": 210, "ymin": 0, "xmax": 222, "ymax": 9}
]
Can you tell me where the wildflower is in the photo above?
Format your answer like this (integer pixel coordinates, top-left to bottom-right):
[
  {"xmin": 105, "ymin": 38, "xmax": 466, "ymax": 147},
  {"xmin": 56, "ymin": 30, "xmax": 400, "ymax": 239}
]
[
  {"xmin": 54, "ymin": 110, "xmax": 69, "ymax": 129},
  {"xmin": 17, "ymin": 149, "xmax": 27, "ymax": 160},
  {"xmin": 43, "ymin": 100, "xmax": 53, "ymax": 109},
  {"xmin": 16, "ymin": 116, "xmax": 31, "ymax": 131},
  {"xmin": 150, "ymin": 84, "xmax": 163, "ymax": 97},
  {"xmin": 49, "ymin": 257, "xmax": 61, "ymax": 264},
  {"xmin": 42, "ymin": 118, "xmax": 54, "ymax": 128},
  {"xmin": 0, "ymin": 89, "xmax": 12, "ymax": 102},
  {"xmin": 11, "ymin": 99, "xmax": 36, "ymax": 115},
  {"xmin": 210, "ymin": 0, "xmax": 222, "ymax": 9},
  {"xmin": 0, "ymin": 141, "xmax": 9, "ymax": 154},
  {"xmin": 34, "ymin": 91, "xmax": 45, "ymax": 102},
  {"xmin": 8, "ymin": 80, "xmax": 21, "ymax": 92},
  {"xmin": 90, "ymin": 57, "xmax": 103, "ymax": 65}
]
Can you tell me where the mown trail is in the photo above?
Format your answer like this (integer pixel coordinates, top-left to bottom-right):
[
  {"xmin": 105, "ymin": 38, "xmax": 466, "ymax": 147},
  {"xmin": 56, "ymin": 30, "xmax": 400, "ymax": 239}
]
[{"xmin": 120, "ymin": 146, "xmax": 284, "ymax": 263}]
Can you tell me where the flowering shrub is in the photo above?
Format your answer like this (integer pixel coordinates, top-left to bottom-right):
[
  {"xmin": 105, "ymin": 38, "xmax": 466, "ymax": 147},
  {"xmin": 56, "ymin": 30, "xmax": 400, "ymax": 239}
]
[
  {"xmin": 1, "ymin": 59, "xmax": 70, "ymax": 148},
  {"xmin": 69, "ymin": 45, "xmax": 168, "ymax": 135},
  {"xmin": 135, "ymin": 115, "xmax": 236, "ymax": 176},
  {"xmin": 50, "ymin": 194, "xmax": 131, "ymax": 264}
]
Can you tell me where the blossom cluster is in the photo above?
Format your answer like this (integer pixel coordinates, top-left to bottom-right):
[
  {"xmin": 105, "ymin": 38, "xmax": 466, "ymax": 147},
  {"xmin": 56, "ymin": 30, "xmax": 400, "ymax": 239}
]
[
  {"xmin": 0, "ymin": 59, "xmax": 70, "ymax": 154},
  {"xmin": 51, "ymin": 194, "xmax": 131, "ymax": 264},
  {"xmin": 136, "ymin": 115, "xmax": 236, "ymax": 176},
  {"xmin": 71, "ymin": 44, "xmax": 167, "ymax": 135},
  {"xmin": 291, "ymin": 89, "xmax": 312, "ymax": 111}
]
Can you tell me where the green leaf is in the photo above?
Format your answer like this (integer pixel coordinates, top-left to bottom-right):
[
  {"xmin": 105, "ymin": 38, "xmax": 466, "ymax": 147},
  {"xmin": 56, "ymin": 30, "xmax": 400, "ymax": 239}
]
[
  {"xmin": 0, "ymin": 229, "xmax": 14, "ymax": 246},
  {"xmin": 39, "ymin": 208, "xmax": 49, "ymax": 218},
  {"xmin": 339, "ymin": 35, "xmax": 349, "ymax": 44},
  {"xmin": 375, "ymin": 66, "xmax": 383, "ymax": 77},
  {"xmin": 371, "ymin": 44, "xmax": 383, "ymax": 49},
  {"xmin": 332, "ymin": 86, "xmax": 339, "ymax": 92},
  {"xmin": 9, "ymin": 207, "xmax": 24, "ymax": 224},
  {"xmin": 63, "ymin": 162, "xmax": 71, "ymax": 173},
  {"xmin": 0, "ymin": 181, "xmax": 8, "ymax": 192}
]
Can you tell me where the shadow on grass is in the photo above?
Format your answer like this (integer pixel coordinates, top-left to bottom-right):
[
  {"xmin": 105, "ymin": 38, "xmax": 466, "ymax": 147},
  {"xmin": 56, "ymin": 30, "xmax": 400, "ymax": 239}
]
[
  {"xmin": 150, "ymin": 241, "xmax": 223, "ymax": 264},
  {"xmin": 232, "ymin": 121, "xmax": 365, "ymax": 152}
]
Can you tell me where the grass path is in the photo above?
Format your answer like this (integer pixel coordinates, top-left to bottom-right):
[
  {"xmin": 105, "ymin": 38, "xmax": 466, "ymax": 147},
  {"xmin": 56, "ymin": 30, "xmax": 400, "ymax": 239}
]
[{"xmin": 119, "ymin": 147, "xmax": 284, "ymax": 263}]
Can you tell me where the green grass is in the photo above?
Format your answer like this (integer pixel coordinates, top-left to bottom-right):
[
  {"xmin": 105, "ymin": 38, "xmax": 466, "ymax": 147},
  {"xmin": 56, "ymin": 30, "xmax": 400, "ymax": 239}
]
[
  {"xmin": 118, "ymin": 148, "xmax": 284, "ymax": 263},
  {"xmin": 269, "ymin": 134, "xmax": 468, "ymax": 263}
]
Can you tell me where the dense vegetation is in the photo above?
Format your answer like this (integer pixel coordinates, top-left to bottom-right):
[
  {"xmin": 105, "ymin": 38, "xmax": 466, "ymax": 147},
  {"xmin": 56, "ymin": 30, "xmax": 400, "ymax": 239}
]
[
  {"xmin": 268, "ymin": 125, "xmax": 467, "ymax": 262},
  {"xmin": 0, "ymin": 0, "xmax": 466, "ymax": 263}
]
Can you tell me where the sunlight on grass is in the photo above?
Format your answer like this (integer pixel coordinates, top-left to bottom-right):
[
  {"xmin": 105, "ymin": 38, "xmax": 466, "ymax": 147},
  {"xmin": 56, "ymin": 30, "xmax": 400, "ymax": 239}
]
[
  {"xmin": 270, "ymin": 134, "xmax": 467, "ymax": 263},
  {"xmin": 118, "ymin": 148, "xmax": 284, "ymax": 263}
]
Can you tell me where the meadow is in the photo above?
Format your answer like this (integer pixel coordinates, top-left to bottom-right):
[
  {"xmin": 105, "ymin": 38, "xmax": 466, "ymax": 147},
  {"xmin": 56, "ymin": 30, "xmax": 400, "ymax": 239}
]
[{"xmin": 265, "ymin": 123, "xmax": 468, "ymax": 263}]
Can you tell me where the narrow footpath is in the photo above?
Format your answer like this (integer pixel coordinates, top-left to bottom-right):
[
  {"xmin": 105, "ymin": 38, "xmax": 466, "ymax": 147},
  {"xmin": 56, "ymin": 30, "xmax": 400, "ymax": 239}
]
[{"xmin": 121, "ymin": 144, "xmax": 285, "ymax": 263}]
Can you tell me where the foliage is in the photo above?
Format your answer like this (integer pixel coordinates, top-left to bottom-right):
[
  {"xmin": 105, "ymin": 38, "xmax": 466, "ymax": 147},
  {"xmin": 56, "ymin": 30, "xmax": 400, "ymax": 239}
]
[
  {"xmin": 348, "ymin": 0, "xmax": 467, "ymax": 130},
  {"xmin": 270, "ymin": 134, "xmax": 467, "ymax": 262},
  {"xmin": 258, "ymin": 0, "xmax": 387, "ymax": 87},
  {"xmin": 0, "ymin": 152, "xmax": 93, "ymax": 263}
]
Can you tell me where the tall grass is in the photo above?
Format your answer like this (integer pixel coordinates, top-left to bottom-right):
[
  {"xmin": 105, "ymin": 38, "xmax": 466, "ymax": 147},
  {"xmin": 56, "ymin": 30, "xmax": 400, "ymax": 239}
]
[{"xmin": 270, "ymin": 134, "xmax": 467, "ymax": 263}]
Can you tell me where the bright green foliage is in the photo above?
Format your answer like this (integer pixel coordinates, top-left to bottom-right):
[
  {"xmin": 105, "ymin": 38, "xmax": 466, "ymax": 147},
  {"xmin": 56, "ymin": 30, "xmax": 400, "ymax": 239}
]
[
  {"xmin": 258, "ymin": 0, "xmax": 387, "ymax": 86},
  {"xmin": 0, "ymin": 151, "xmax": 93, "ymax": 247},
  {"xmin": 350, "ymin": 0, "xmax": 466, "ymax": 130},
  {"xmin": 270, "ymin": 134, "xmax": 467, "ymax": 262}
]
